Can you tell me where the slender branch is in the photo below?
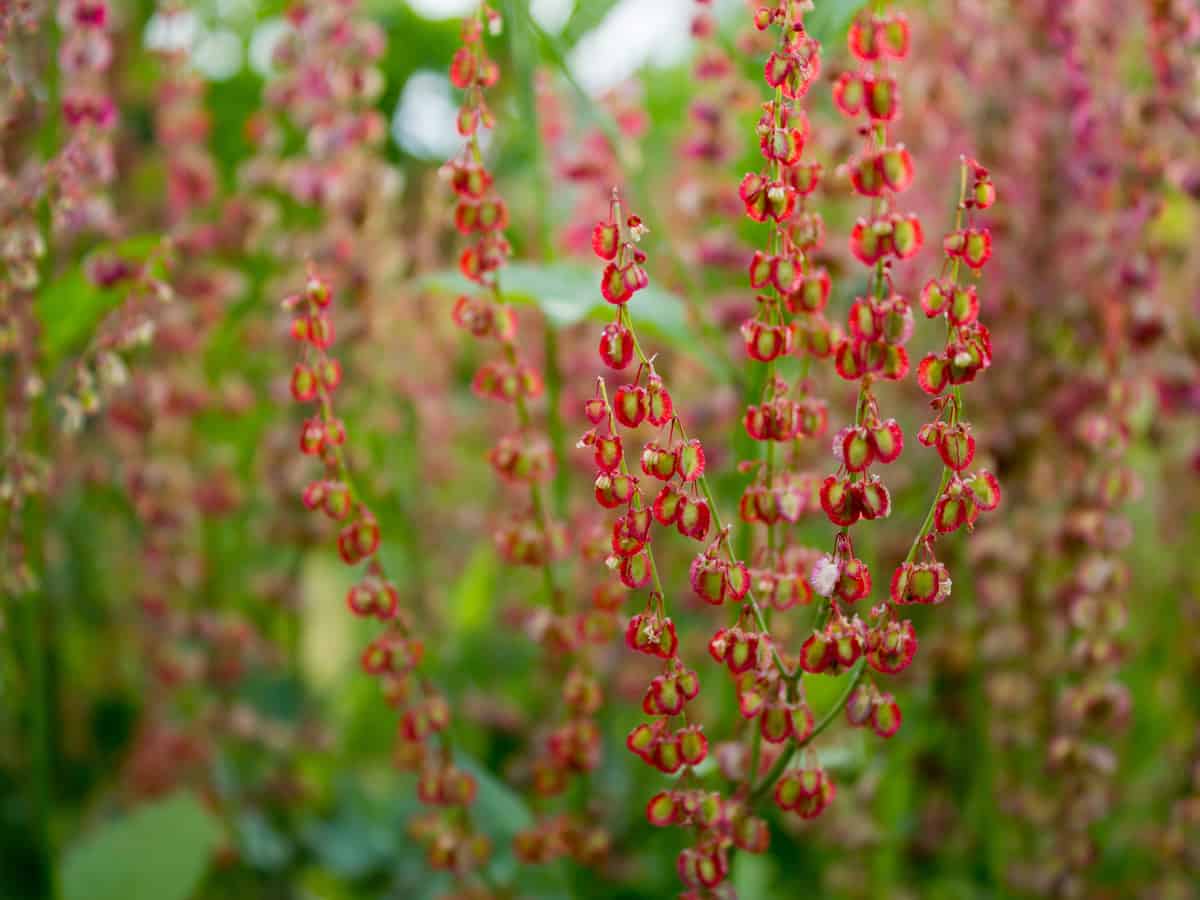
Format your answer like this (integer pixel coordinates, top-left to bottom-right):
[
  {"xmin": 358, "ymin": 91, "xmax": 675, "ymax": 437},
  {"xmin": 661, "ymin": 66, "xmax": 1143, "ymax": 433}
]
[{"xmin": 748, "ymin": 658, "xmax": 867, "ymax": 804}]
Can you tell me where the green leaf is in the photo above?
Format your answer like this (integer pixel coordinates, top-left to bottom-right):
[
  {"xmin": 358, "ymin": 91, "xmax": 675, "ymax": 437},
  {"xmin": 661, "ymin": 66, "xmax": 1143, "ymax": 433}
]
[
  {"xmin": 60, "ymin": 791, "xmax": 223, "ymax": 900},
  {"xmin": 36, "ymin": 234, "xmax": 164, "ymax": 368},
  {"xmin": 424, "ymin": 261, "xmax": 692, "ymax": 350},
  {"xmin": 454, "ymin": 756, "xmax": 570, "ymax": 896},
  {"xmin": 449, "ymin": 543, "xmax": 499, "ymax": 633},
  {"xmin": 805, "ymin": 0, "xmax": 870, "ymax": 45}
]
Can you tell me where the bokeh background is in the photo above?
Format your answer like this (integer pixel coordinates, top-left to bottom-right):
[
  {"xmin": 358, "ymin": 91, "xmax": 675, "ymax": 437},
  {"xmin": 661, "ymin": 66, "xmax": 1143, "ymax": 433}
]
[{"xmin": 1, "ymin": 0, "xmax": 1198, "ymax": 899}]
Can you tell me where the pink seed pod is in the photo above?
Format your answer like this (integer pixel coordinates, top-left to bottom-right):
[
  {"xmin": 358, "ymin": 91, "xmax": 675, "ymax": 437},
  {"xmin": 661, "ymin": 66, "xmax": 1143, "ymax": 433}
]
[
  {"xmin": 613, "ymin": 384, "xmax": 647, "ymax": 428},
  {"xmin": 871, "ymin": 693, "xmax": 903, "ymax": 738},
  {"xmin": 599, "ymin": 322, "xmax": 635, "ymax": 369},
  {"xmin": 676, "ymin": 497, "xmax": 712, "ymax": 541},
  {"xmin": 645, "ymin": 375, "xmax": 674, "ymax": 426},
  {"xmin": 653, "ymin": 484, "xmax": 685, "ymax": 526},
  {"xmin": 647, "ymin": 791, "xmax": 680, "ymax": 827},
  {"xmin": 833, "ymin": 71, "xmax": 864, "ymax": 116},
  {"xmin": 676, "ymin": 439, "xmax": 706, "ymax": 482},
  {"xmin": 937, "ymin": 424, "xmax": 976, "ymax": 470},
  {"xmin": 592, "ymin": 221, "xmax": 620, "ymax": 260},
  {"xmin": 593, "ymin": 432, "xmax": 623, "ymax": 473}
]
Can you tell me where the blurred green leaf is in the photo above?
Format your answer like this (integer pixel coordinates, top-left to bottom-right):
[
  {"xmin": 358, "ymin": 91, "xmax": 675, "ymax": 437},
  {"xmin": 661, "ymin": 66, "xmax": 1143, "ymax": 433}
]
[
  {"xmin": 37, "ymin": 234, "xmax": 163, "ymax": 368},
  {"xmin": 455, "ymin": 756, "xmax": 570, "ymax": 896},
  {"xmin": 424, "ymin": 262, "xmax": 691, "ymax": 349},
  {"xmin": 60, "ymin": 791, "xmax": 223, "ymax": 900},
  {"xmin": 805, "ymin": 0, "xmax": 870, "ymax": 44},
  {"xmin": 450, "ymin": 544, "xmax": 500, "ymax": 633}
]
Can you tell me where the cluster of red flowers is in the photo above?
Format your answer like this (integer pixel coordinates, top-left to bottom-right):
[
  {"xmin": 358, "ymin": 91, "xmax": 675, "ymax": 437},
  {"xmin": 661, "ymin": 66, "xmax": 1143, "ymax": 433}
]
[
  {"xmin": 56, "ymin": 0, "xmax": 116, "ymax": 236},
  {"xmin": 288, "ymin": 270, "xmax": 489, "ymax": 875}
]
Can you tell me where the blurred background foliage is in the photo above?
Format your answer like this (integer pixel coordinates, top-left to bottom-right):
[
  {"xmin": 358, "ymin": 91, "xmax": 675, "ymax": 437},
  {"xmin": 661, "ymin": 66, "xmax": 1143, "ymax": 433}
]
[{"xmin": 1, "ymin": 0, "xmax": 1198, "ymax": 899}]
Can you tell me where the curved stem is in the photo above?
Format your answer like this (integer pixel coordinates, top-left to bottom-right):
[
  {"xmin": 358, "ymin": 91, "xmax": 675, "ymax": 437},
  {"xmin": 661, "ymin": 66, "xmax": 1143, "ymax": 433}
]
[{"xmin": 748, "ymin": 657, "xmax": 867, "ymax": 804}]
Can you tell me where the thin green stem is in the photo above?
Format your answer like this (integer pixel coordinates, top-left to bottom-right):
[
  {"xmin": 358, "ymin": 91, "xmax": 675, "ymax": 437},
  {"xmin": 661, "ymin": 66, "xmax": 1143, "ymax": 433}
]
[{"xmin": 748, "ymin": 657, "xmax": 867, "ymax": 804}]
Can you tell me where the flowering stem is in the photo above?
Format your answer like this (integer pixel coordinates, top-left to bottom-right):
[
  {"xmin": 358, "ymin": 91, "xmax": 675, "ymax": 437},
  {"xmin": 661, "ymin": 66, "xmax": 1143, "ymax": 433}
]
[{"xmin": 748, "ymin": 657, "xmax": 867, "ymax": 804}]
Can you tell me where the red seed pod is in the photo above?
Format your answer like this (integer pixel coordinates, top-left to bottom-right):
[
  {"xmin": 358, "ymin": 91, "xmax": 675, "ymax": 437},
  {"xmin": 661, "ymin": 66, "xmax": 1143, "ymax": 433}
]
[
  {"xmin": 973, "ymin": 178, "xmax": 996, "ymax": 209},
  {"xmin": 787, "ymin": 161, "xmax": 822, "ymax": 196},
  {"xmin": 917, "ymin": 353, "xmax": 950, "ymax": 395},
  {"xmin": 760, "ymin": 126, "xmax": 805, "ymax": 166},
  {"xmin": 449, "ymin": 46, "xmax": 476, "ymax": 89},
  {"xmin": 593, "ymin": 432, "xmax": 623, "ymax": 473},
  {"xmin": 653, "ymin": 484, "xmax": 685, "ymax": 526},
  {"xmin": 725, "ymin": 561, "xmax": 751, "ymax": 602},
  {"xmin": 724, "ymin": 628, "xmax": 761, "ymax": 674},
  {"xmin": 790, "ymin": 211, "xmax": 825, "ymax": 251},
  {"xmin": 678, "ymin": 726, "xmax": 708, "ymax": 766},
  {"xmin": 449, "ymin": 162, "xmax": 492, "ymax": 199},
  {"xmin": 599, "ymin": 323, "xmax": 635, "ymax": 370},
  {"xmin": 676, "ymin": 439, "xmax": 706, "ymax": 482},
  {"xmin": 848, "ymin": 15, "xmax": 880, "ymax": 61},
  {"xmin": 601, "ymin": 263, "xmax": 633, "ymax": 305},
  {"xmin": 584, "ymin": 397, "xmax": 607, "ymax": 424},
  {"xmin": 676, "ymin": 497, "xmax": 711, "ymax": 540},
  {"xmin": 840, "ymin": 426, "xmax": 874, "ymax": 472},
  {"xmin": 593, "ymin": 472, "xmax": 636, "ymax": 509},
  {"xmin": 612, "ymin": 508, "xmax": 652, "ymax": 557},
  {"xmin": 870, "ymin": 419, "xmax": 904, "ymax": 463},
  {"xmin": 934, "ymin": 489, "xmax": 968, "ymax": 533},
  {"xmin": 322, "ymin": 482, "xmax": 352, "ymax": 520},
  {"xmin": 645, "ymin": 375, "xmax": 674, "ymax": 426},
  {"xmin": 652, "ymin": 734, "xmax": 684, "ymax": 774},
  {"xmin": 302, "ymin": 480, "xmax": 327, "ymax": 510},
  {"xmin": 850, "ymin": 217, "xmax": 889, "ymax": 265},
  {"xmin": 797, "ymin": 397, "xmax": 829, "ymax": 437},
  {"xmin": 625, "ymin": 612, "xmax": 679, "ymax": 659},
  {"xmin": 592, "ymin": 221, "xmax": 620, "ymax": 260},
  {"xmin": 620, "ymin": 550, "xmax": 653, "ymax": 588},
  {"xmin": 299, "ymin": 417, "xmax": 326, "ymax": 455},
  {"xmin": 764, "ymin": 51, "xmax": 795, "ymax": 89},
  {"xmin": 858, "ymin": 475, "xmax": 891, "ymax": 520},
  {"xmin": 948, "ymin": 284, "xmax": 980, "ymax": 325},
  {"xmin": 641, "ymin": 442, "xmax": 678, "ymax": 481},
  {"xmin": 835, "ymin": 556, "xmax": 872, "ymax": 603},
  {"xmin": 772, "ymin": 573, "xmax": 813, "ymax": 610},
  {"xmin": 961, "ymin": 228, "xmax": 992, "ymax": 268},
  {"xmin": 833, "ymin": 71, "xmax": 864, "ymax": 116},
  {"xmin": 799, "ymin": 630, "xmax": 834, "ymax": 673},
  {"xmin": 864, "ymin": 74, "xmax": 899, "ymax": 121},
  {"xmin": 879, "ymin": 145, "xmax": 914, "ymax": 192},
  {"xmin": 770, "ymin": 255, "xmax": 801, "ymax": 294},
  {"xmin": 878, "ymin": 13, "xmax": 910, "ymax": 58},
  {"xmin": 613, "ymin": 384, "xmax": 647, "ymax": 428},
  {"xmin": 742, "ymin": 320, "xmax": 792, "ymax": 362},
  {"xmin": 920, "ymin": 278, "xmax": 951, "ymax": 318},
  {"xmin": 937, "ymin": 425, "xmax": 976, "ymax": 470},
  {"xmin": 849, "ymin": 153, "xmax": 886, "ymax": 197},
  {"xmin": 748, "ymin": 251, "xmax": 773, "ymax": 288},
  {"xmin": 966, "ymin": 470, "xmax": 1001, "ymax": 511},
  {"xmin": 760, "ymin": 703, "xmax": 794, "ymax": 743},
  {"xmin": 788, "ymin": 267, "xmax": 831, "ymax": 314},
  {"xmin": 868, "ymin": 619, "xmax": 918, "ymax": 674},
  {"xmin": 733, "ymin": 815, "xmax": 770, "ymax": 854},
  {"xmin": 820, "ymin": 475, "xmax": 861, "ymax": 527},
  {"xmin": 646, "ymin": 674, "xmax": 685, "ymax": 716},
  {"xmin": 871, "ymin": 693, "xmax": 902, "ymax": 738},
  {"xmin": 691, "ymin": 555, "xmax": 727, "ymax": 605},
  {"xmin": 291, "ymin": 363, "xmax": 318, "ymax": 402},
  {"xmin": 647, "ymin": 791, "xmax": 680, "ymax": 827},
  {"xmin": 890, "ymin": 213, "xmax": 923, "ymax": 259},
  {"xmin": 846, "ymin": 686, "xmax": 874, "ymax": 726},
  {"xmin": 626, "ymin": 722, "xmax": 659, "ymax": 761},
  {"xmin": 890, "ymin": 561, "xmax": 943, "ymax": 605}
]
